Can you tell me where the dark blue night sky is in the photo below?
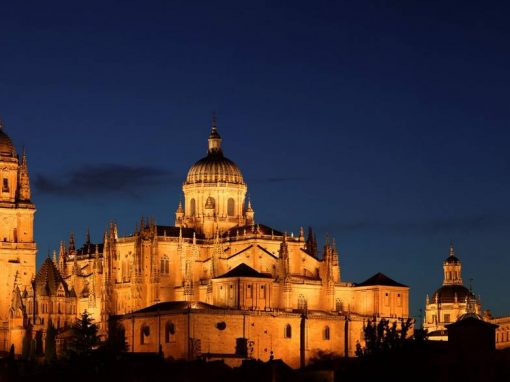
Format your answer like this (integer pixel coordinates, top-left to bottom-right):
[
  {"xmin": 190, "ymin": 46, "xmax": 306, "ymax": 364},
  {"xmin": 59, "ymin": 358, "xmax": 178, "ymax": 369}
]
[{"xmin": 1, "ymin": 1, "xmax": 509, "ymax": 319}]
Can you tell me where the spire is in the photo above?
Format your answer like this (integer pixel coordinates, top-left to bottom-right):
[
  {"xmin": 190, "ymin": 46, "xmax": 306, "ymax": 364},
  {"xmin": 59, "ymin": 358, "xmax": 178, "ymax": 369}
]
[
  {"xmin": 69, "ymin": 232, "xmax": 76, "ymax": 252},
  {"xmin": 73, "ymin": 251, "xmax": 80, "ymax": 275},
  {"xmin": 208, "ymin": 113, "xmax": 222, "ymax": 154},
  {"xmin": 52, "ymin": 250, "xmax": 57, "ymax": 265},
  {"xmin": 17, "ymin": 147, "xmax": 31, "ymax": 201},
  {"xmin": 278, "ymin": 234, "xmax": 290, "ymax": 280},
  {"xmin": 58, "ymin": 241, "xmax": 66, "ymax": 274},
  {"xmin": 245, "ymin": 196, "xmax": 255, "ymax": 224},
  {"xmin": 305, "ymin": 227, "xmax": 317, "ymax": 257}
]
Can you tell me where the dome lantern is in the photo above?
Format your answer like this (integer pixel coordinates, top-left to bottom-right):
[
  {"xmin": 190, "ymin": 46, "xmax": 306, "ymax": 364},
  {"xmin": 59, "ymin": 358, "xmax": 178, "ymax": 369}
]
[{"xmin": 208, "ymin": 114, "xmax": 222, "ymax": 154}]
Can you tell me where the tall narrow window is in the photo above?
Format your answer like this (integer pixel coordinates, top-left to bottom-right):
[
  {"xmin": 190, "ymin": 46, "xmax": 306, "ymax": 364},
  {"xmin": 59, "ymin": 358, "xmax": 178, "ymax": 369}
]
[
  {"xmin": 324, "ymin": 326, "xmax": 330, "ymax": 340},
  {"xmin": 190, "ymin": 199, "xmax": 196, "ymax": 216},
  {"xmin": 284, "ymin": 324, "xmax": 292, "ymax": 339},
  {"xmin": 160, "ymin": 256, "xmax": 169, "ymax": 275},
  {"xmin": 2, "ymin": 178, "xmax": 8, "ymax": 192},
  {"xmin": 227, "ymin": 198, "xmax": 235, "ymax": 216}
]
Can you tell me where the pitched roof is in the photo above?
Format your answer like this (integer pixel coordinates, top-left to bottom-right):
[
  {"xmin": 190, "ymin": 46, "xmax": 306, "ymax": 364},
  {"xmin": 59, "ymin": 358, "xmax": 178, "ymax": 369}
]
[
  {"xmin": 222, "ymin": 223, "xmax": 283, "ymax": 238},
  {"xmin": 356, "ymin": 272, "xmax": 407, "ymax": 287},
  {"xmin": 156, "ymin": 225, "xmax": 203, "ymax": 239},
  {"xmin": 215, "ymin": 263, "xmax": 272, "ymax": 279},
  {"xmin": 132, "ymin": 301, "xmax": 219, "ymax": 314},
  {"xmin": 34, "ymin": 258, "xmax": 71, "ymax": 296}
]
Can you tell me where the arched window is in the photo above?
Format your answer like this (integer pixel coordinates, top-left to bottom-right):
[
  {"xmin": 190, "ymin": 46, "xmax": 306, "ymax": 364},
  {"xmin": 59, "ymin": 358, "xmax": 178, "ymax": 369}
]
[
  {"xmin": 190, "ymin": 199, "xmax": 196, "ymax": 216},
  {"xmin": 324, "ymin": 326, "xmax": 330, "ymax": 340},
  {"xmin": 165, "ymin": 321, "xmax": 175, "ymax": 343},
  {"xmin": 284, "ymin": 324, "xmax": 292, "ymax": 339},
  {"xmin": 227, "ymin": 198, "xmax": 235, "ymax": 216},
  {"xmin": 160, "ymin": 256, "xmax": 169, "ymax": 275}
]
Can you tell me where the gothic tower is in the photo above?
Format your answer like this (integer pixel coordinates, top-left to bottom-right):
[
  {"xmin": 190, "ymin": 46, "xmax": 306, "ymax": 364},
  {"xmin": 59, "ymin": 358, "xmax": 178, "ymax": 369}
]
[{"xmin": 0, "ymin": 121, "xmax": 36, "ymax": 325}]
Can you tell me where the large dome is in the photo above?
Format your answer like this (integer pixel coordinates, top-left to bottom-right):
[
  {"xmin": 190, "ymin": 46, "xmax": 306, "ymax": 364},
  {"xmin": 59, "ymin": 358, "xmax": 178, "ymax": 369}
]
[
  {"xmin": 185, "ymin": 124, "xmax": 245, "ymax": 185},
  {"xmin": 185, "ymin": 151, "xmax": 245, "ymax": 185},
  {"xmin": 432, "ymin": 285, "xmax": 474, "ymax": 304},
  {"xmin": 0, "ymin": 126, "xmax": 17, "ymax": 158}
]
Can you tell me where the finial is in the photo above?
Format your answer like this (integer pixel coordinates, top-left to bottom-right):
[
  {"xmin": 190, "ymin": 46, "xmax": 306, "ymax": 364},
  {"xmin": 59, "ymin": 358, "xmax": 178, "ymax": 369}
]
[
  {"xmin": 208, "ymin": 113, "xmax": 222, "ymax": 154},
  {"xmin": 449, "ymin": 242, "xmax": 455, "ymax": 257},
  {"xmin": 211, "ymin": 112, "xmax": 217, "ymax": 132}
]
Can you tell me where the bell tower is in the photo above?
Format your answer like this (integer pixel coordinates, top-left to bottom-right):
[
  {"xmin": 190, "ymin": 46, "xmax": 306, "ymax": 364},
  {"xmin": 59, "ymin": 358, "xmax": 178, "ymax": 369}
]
[{"xmin": 0, "ymin": 121, "xmax": 36, "ymax": 324}]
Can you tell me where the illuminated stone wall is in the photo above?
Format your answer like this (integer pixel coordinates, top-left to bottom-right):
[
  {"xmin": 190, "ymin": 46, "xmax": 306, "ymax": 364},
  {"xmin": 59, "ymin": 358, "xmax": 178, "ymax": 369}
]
[{"xmin": 120, "ymin": 306, "xmax": 368, "ymax": 368}]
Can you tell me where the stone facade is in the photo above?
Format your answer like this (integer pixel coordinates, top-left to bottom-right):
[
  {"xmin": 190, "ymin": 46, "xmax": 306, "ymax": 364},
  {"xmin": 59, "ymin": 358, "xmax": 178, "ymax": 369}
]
[{"xmin": 0, "ymin": 122, "xmax": 37, "ymax": 351}]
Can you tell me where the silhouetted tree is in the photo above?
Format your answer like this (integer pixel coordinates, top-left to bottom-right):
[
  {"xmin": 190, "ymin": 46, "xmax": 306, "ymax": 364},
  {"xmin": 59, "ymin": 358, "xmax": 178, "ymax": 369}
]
[
  {"xmin": 67, "ymin": 311, "xmax": 99, "ymax": 357},
  {"xmin": 45, "ymin": 319, "xmax": 57, "ymax": 363},
  {"xmin": 21, "ymin": 324, "xmax": 33, "ymax": 360},
  {"xmin": 357, "ymin": 317, "xmax": 415, "ymax": 356}
]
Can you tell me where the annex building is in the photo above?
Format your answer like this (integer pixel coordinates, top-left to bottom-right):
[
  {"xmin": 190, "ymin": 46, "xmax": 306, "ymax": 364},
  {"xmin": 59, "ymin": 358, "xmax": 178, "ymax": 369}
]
[{"xmin": 1, "ymin": 119, "xmax": 411, "ymax": 367}]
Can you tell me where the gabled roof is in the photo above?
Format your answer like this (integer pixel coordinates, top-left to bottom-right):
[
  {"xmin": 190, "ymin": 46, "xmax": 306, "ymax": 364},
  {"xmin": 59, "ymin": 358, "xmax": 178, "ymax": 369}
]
[
  {"xmin": 215, "ymin": 263, "xmax": 272, "ymax": 279},
  {"xmin": 356, "ymin": 272, "xmax": 407, "ymax": 287}
]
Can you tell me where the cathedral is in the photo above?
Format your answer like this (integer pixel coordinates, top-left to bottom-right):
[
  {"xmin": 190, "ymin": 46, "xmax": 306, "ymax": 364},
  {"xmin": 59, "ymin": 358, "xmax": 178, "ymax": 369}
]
[{"xmin": 1, "ymin": 118, "xmax": 411, "ymax": 367}]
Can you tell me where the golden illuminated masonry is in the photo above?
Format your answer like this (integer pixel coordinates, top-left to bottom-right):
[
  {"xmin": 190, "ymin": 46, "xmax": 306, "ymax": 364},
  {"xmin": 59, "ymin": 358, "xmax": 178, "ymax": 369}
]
[{"xmin": 1, "ymin": 118, "xmax": 415, "ymax": 366}]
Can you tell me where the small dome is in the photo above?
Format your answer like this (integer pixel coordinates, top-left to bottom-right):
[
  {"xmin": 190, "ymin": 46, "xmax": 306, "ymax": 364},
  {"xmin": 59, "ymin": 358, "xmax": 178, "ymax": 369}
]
[
  {"xmin": 444, "ymin": 255, "xmax": 461, "ymax": 264},
  {"xmin": 432, "ymin": 285, "xmax": 474, "ymax": 304},
  {"xmin": 0, "ymin": 126, "xmax": 17, "ymax": 158}
]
